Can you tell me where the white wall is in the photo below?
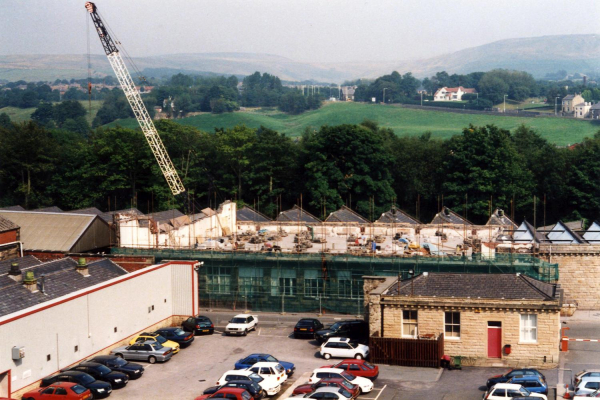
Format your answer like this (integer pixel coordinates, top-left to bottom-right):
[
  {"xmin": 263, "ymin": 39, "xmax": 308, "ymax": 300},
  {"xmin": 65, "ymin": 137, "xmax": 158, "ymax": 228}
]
[{"xmin": 0, "ymin": 262, "xmax": 198, "ymax": 396}]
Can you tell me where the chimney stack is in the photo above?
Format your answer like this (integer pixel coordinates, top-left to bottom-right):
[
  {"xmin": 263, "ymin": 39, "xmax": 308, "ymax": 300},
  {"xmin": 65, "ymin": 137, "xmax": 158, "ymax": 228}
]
[
  {"xmin": 8, "ymin": 262, "xmax": 22, "ymax": 282},
  {"xmin": 23, "ymin": 271, "xmax": 38, "ymax": 293},
  {"xmin": 76, "ymin": 258, "xmax": 90, "ymax": 277}
]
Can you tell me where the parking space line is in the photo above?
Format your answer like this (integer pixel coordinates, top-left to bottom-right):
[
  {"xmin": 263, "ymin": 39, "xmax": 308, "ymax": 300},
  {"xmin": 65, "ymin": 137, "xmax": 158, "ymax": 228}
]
[{"xmin": 369, "ymin": 384, "xmax": 386, "ymax": 400}]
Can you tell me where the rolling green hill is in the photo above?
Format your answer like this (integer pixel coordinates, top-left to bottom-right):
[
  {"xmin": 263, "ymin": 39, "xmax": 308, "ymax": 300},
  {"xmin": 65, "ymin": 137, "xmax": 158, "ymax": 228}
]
[
  {"xmin": 0, "ymin": 100, "xmax": 103, "ymax": 124},
  {"xmin": 107, "ymin": 102, "xmax": 599, "ymax": 146}
]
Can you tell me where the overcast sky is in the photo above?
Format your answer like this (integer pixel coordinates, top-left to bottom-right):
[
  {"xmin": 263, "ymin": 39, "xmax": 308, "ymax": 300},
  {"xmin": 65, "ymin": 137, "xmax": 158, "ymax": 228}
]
[{"xmin": 0, "ymin": 0, "xmax": 598, "ymax": 63}]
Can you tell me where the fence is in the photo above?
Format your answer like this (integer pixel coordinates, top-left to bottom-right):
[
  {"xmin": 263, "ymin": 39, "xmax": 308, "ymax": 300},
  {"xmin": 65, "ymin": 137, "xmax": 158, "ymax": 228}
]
[{"xmin": 369, "ymin": 335, "xmax": 444, "ymax": 368}]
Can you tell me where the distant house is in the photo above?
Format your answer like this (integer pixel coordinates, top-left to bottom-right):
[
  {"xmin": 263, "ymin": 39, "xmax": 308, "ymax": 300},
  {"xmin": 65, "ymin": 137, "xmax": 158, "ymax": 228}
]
[
  {"xmin": 562, "ymin": 94, "xmax": 584, "ymax": 114},
  {"xmin": 340, "ymin": 86, "xmax": 357, "ymax": 101},
  {"xmin": 589, "ymin": 103, "xmax": 600, "ymax": 119},
  {"xmin": 574, "ymin": 102, "xmax": 592, "ymax": 118},
  {"xmin": 433, "ymin": 86, "xmax": 476, "ymax": 101}
]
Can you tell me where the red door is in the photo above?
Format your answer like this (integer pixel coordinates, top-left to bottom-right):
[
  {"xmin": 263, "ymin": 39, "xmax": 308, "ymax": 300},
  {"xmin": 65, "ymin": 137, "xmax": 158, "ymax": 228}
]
[{"xmin": 488, "ymin": 325, "xmax": 502, "ymax": 358}]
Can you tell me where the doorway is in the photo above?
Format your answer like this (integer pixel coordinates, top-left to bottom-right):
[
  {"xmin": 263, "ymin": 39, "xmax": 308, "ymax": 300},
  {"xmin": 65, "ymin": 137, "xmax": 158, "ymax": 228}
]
[
  {"xmin": 0, "ymin": 370, "xmax": 10, "ymax": 398},
  {"xmin": 487, "ymin": 321, "xmax": 502, "ymax": 358}
]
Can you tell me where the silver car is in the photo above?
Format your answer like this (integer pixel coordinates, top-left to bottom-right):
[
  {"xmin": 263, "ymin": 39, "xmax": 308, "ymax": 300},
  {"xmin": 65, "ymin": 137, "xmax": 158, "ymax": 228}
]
[{"xmin": 110, "ymin": 340, "xmax": 173, "ymax": 364}]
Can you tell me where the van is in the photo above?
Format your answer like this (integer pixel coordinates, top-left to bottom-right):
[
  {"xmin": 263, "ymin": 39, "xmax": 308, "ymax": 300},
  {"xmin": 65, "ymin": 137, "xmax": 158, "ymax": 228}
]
[{"xmin": 315, "ymin": 320, "xmax": 369, "ymax": 344}]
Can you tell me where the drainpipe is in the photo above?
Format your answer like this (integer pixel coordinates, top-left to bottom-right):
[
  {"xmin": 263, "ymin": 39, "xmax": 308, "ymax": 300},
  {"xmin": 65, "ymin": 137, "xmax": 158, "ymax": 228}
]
[{"xmin": 0, "ymin": 241, "xmax": 24, "ymax": 257}]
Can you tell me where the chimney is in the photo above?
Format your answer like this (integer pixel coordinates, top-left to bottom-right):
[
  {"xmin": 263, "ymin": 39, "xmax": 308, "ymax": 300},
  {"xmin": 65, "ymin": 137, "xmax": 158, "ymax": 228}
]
[
  {"xmin": 23, "ymin": 271, "xmax": 38, "ymax": 293},
  {"xmin": 76, "ymin": 257, "xmax": 90, "ymax": 277},
  {"xmin": 8, "ymin": 262, "xmax": 22, "ymax": 283}
]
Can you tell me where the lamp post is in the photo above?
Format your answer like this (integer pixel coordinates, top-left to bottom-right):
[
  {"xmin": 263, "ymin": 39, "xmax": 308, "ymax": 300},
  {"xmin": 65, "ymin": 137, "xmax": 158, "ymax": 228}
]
[
  {"xmin": 503, "ymin": 94, "xmax": 508, "ymax": 113},
  {"xmin": 555, "ymin": 96, "xmax": 560, "ymax": 116},
  {"xmin": 383, "ymin": 88, "xmax": 388, "ymax": 104},
  {"xmin": 420, "ymin": 92, "xmax": 423, "ymax": 106}
]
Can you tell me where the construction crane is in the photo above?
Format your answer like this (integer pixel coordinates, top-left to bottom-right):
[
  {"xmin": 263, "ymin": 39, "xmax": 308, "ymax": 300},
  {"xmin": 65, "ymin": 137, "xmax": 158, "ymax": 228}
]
[{"xmin": 85, "ymin": 2, "xmax": 185, "ymax": 196}]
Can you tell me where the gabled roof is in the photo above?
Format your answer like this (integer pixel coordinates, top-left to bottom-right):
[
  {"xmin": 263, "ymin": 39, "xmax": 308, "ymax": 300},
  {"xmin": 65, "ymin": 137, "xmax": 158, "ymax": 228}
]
[
  {"xmin": 590, "ymin": 103, "xmax": 600, "ymax": 110},
  {"xmin": 486, "ymin": 209, "xmax": 517, "ymax": 229},
  {"xmin": 0, "ymin": 255, "xmax": 41, "ymax": 275},
  {"xmin": 563, "ymin": 94, "xmax": 576, "ymax": 100},
  {"xmin": 276, "ymin": 205, "xmax": 320, "ymax": 223},
  {"xmin": 68, "ymin": 207, "xmax": 104, "ymax": 216},
  {"xmin": 0, "ymin": 205, "xmax": 25, "ymax": 211},
  {"xmin": 547, "ymin": 220, "xmax": 585, "ymax": 244},
  {"xmin": 31, "ymin": 206, "xmax": 63, "ymax": 213},
  {"xmin": 326, "ymin": 205, "xmax": 369, "ymax": 223},
  {"xmin": 237, "ymin": 206, "xmax": 272, "ymax": 223},
  {"xmin": 0, "ymin": 214, "xmax": 19, "ymax": 233},
  {"xmin": 384, "ymin": 272, "xmax": 557, "ymax": 301},
  {"xmin": 0, "ymin": 258, "xmax": 128, "ymax": 317},
  {"xmin": 376, "ymin": 208, "xmax": 421, "ymax": 224},
  {"xmin": 430, "ymin": 207, "xmax": 473, "ymax": 225},
  {"xmin": 514, "ymin": 220, "xmax": 546, "ymax": 243}
]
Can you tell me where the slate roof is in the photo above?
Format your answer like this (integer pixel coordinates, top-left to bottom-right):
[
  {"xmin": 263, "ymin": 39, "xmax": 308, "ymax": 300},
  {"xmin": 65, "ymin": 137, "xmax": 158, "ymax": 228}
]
[
  {"xmin": 237, "ymin": 206, "xmax": 272, "ymax": 223},
  {"xmin": 0, "ymin": 205, "xmax": 25, "ymax": 211},
  {"xmin": 326, "ymin": 206, "xmax": 370, "ymax": 224},
  {"xmin": 430, "ymin": 207, "xmax": 473, "ymax": 225},
  {"xmin": 147, "ymin": 209, "xmax": 185, "ymax": 223},
  {"xmin": 31, "ymin": 206, "xmax": 64, "ymax": 213},
  {"xmin": 0, "ymin": 215, "xmax": 19, "ymax": 233},
  {"xmin": 68, "ymin": 207, "xmax": 104, "ymax": 216},
  {"xmin": 590, "ymin": 103, "xmax": 600, "ymax": 110},
  {"xmin": 376, "ymin": 208, "xmax": 421, "ymax": 224},
  {"xmin": 101, "ymin": 208, "xmax": 144, "ymax": 223},
  {"xmin": 0, "ymin": 258, "xmax": 128, "ymax": 317},
  {"xmin": 486, "ymin": 209, "xmax": 517, "ymax": 229},
  {"xmin": 0, "ymin": 255, "xmax": 41, "ymax": 275},
  {"xmin": 384, "ymin": 272, "xmax": 557, "ymax": 301},
  {"xmin": 563, "ymin": 95, "xmax": 575, "ymax": 100},
  {"xmin": 276, "ymin": 205, "xmax": 321, "ymax": 223}
]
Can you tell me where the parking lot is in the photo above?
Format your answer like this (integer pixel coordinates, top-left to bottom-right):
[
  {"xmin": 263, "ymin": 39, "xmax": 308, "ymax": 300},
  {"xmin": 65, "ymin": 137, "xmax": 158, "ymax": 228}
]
[{"xmin": 102, "ymin": 310, "xmax": 583, "ymax": 400}]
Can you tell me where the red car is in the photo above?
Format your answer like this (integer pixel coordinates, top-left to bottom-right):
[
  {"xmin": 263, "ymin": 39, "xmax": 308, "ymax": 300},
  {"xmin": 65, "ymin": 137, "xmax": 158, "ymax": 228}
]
[
  {"xmin": 22, "ymin": 382, "xmax": 92, "ymax": 400},
  {"xmin": 293, "ymin": 378, "xmax": 360, "ymax": 398},
  {"xmin": 195, "ymin": 388, "xmax": 253, "ymax": 400},
  {"xmin": 322, "ymin": 360, "xmax": 379, "ymax": 380}
]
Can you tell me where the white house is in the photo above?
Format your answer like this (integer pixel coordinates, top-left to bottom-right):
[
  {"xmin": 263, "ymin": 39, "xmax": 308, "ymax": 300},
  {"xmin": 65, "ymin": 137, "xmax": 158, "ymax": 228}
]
[
  {"xmin": 574, "ymin": 102, "xmax": 592, "ymax": 118},
  {"xmin": 433, "ymin": 86, "xmax": 476, "ymax": 101}
]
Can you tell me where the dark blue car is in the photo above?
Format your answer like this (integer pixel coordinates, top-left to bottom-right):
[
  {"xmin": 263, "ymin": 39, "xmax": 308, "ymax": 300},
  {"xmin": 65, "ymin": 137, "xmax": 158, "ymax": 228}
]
[
  {"xmin": 486, "ymin": 369, "xmax": 546, "ymax": 389},
  {"xmin": 234, "ymin": 354, "xmax": 295, "ymax": 376},
  {"xmin": 507, "ymin": 375, "xmax": 548, "ymax": 395}
]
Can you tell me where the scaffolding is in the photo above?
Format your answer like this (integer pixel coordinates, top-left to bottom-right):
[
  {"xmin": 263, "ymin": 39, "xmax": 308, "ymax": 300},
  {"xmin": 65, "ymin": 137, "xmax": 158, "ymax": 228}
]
[{"xmin": 112, "ymin": 248, "xmax": 559, "ymax": 314}]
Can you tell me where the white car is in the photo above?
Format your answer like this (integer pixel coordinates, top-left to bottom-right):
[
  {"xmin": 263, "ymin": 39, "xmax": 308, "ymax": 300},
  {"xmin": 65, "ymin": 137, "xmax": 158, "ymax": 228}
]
[
  {"xmin": 309, "ymin": 368, "xmax": 373, "ymax": 394},
  {"xmin": 248, "ymin": 361, "xmax": 288, "ymax": 386},
  {"xmin": 574, "ymin": 389, "xmax": 600, "ymax": 399},
  {"xmin": 284, "ymin": 386, "xmax": 353, "ymax": 400},
  {"xmin": 226, "ymin": 314, "xmax": 258, "ymax": 336},
  {"xmin": 320, "ymin": 337, "xmax": 369, "ymax": 360},
  {"xmin": 575, "ymin": 377, "xmax": 600, "ymax": 396},
  {"xmin": 483, "ymin": 383, "xmax": 547, "ymax": 400},
  {"xmin": 216, "ymin": 369, "xmax": 281, "ymax": 396},
  {"xmin": 575, "ymin": 370, "xmax": 600, "ymax": 387}
]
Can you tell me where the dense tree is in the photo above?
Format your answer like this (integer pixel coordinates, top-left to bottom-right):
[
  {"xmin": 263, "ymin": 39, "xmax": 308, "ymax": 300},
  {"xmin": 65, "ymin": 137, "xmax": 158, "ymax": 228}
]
[{"xmin": 0, "ymin": 113, "xmax": 10, "ymax": 129}]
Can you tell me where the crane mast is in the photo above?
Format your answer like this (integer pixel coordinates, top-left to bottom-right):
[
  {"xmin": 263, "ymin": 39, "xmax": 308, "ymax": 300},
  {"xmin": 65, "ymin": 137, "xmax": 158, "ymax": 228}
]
[{"xmin": 85, "ymin": 2, "xmax": 185, "ymax": 196}]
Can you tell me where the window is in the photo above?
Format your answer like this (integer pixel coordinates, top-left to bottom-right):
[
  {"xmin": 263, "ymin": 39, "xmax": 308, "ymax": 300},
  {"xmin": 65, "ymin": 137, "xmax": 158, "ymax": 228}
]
[
  {"xmin": 207, "ymin": 267, "xmax": 231, "ymax": 294},
  {"xmin": 55, "ymin": 387, "xmax": 68, "ymax": 395},
  {"xmin": 520, "ymin": 314, "xmax": 538, "ymax": 342},
  {"xmin": 304, "ymin": 270, "xmax": 322, "ymax": 297},
  {"xmin": 402, "ymin": 310, "xmax": 418, "ymax": 337},
  {"xmin": 337, "ymin": 271, "xmax": 363, "ymax": 299},
  {"xmin": 239, "ymin": 268, "xmax": 263, "ymax": 295},
  {"xmin": 271, "ymin": 269, "xmax": 296, "ymax": 296},
  {"xmin": 444, "ymin": 312, "xmax": 460, "ymax": 339},
  {"xmin": 42, "ymin": 388, "xmax": 55, "ymax": 394}
]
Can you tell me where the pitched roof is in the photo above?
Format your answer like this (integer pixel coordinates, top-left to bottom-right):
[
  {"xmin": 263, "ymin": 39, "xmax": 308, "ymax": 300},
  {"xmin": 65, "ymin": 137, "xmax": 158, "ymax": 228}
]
[
  {"xmin": 237, "ymin": 206, "xmax": 272, "ymax": 223},
  {"xmin": 514, "ymin": 220, "xmax": 546, "ymax": 243},
  {"xmin": 384, "ymin": 272, "xmax": 557, "ymax": 301},
  {"xmin": 0, "ymin": 258, "xmax": 128, "ymax": 317},
  {"xmin": 31, "ymin": 206, "xmax": 63, "ymax": 213},
  {"xmin": 0, "ymin": 214, "xmax": 19, "ymax": 233},
  {"xmin": 376, "ymin": 208, "xmax": 421, "ymax": 224},
  {"xmin": 0, "ymin": 211, "xmax": 109, "ymax": 252},
  {"xmin": 67, "ymin": 207, "xmax": 104, "ymax": 216},
  {"xmin": 276, "ymin": 205, "xmax": 320, "ymax": 223},
  {"xmin": 430, "ymin": 207, "xmax": 473, "ymax": 225},
  {"xmin": 486, "ymin": 208, "xmax": 517, "ymax": 229},
  {"xmin": 583, "ymin": 221, "xmax": 600, "ymax": 243},
  {"xmin": 0, "ymin": 255, "xmax": 41, "ymax": 275},
  {"xmin": 326, "ymin": 206, "xmax": 370, "ymax": 223},
  {"xmin": 0, "ymin": 205, "xmax": 25, "ymax": 211},
  {"xmin": 590, "ymin": 103, "xmax": 600, "ymax": 110},
  {"xmin": 546, "ymin": 220, "xmax": 585, "ymax": 244},
  {"xmin": 147, "ymin": 209, "xmax": 184, "ymax": 223}
]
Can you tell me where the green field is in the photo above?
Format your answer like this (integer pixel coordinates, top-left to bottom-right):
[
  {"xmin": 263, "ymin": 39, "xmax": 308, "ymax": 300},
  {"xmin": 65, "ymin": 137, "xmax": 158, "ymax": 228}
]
[
  {"xmin": 107, "ymin": 102, "xmax": 599, "ymax": 146},
  {"xmin": 0, "ymin": 100, "xmax": 103, "ymax": 124}
]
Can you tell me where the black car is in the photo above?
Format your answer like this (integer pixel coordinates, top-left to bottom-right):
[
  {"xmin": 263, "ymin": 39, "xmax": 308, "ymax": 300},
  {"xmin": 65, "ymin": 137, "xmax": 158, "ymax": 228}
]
[
  {"xmin": 486, "ymin": 369, "xmax": 546, "ymax": 389},
  {"xmin": 315, "ymin": 320, "xmax": 369, "ymax": 344},
  {"xmin": 155, "ymin": 327, "xmax": 195, "ymax": 347},
  {"xmin": 294, "ymin": 318, "xmax": 324, "ymax": 339},
  {"xmin": 203, "ymin": 380, "xmax": 264, "ymax": 400},
  {"xmin": 89, "ymin": 355, "xmax": 145, "ymax": 380},
  {"xmin": 67, "ymin": 362, "xmax": 129, "ymax": 388},
  {"xmin": 41, "ymin": 371, "xmax": 112, "ymax": 398},
  {"xmin": 182, "ymin": 315, "xmax": 214, "ymax": 335}
]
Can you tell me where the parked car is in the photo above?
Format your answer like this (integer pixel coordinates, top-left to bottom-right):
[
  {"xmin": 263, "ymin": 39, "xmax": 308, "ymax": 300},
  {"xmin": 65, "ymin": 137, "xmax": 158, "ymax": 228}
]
[
  {"xmin": 226, "ymin": 314, "xmax": 259, "ymax": 336},
  {"xmin": 110, "ymin": 340, "xmax": 173, "ymax": 364},
  {"xmin": 575, "ymin": 377, "xmax": 600, "ymax": 396},
  {"xmin": 320, "ymin": 337, "xmax": 369, "ymax": 360},
  {"xmin": 292, "ymin": 378, "xmax": 360, "ymax": 398},
  {"xmin": 285, "ymin": 386, "xmax": 353, "ymax": 400},
  {"xmin": 315, "ymin": 320, "xmax": 369, "ymax": 344},
  {"xmin": 294, "ymin": 318, "xmax": 324, "ymax": 339},
  {"xmin": 195, "ymin": 387, "xmax": 254, "ymax": 400},
  {"xmin": 66, "ymin": 362, "xmax": 129, "ymax": 389},
  {"xmin": 574, "ymin": 389, "xmax": 600, "ymax": 399},
  {"xmin": 486, "ymin": 369, "xmax": 546, "ymax": 389},
  {"xmin": 308, "ymin": 368, "xmax": 373, "ymax": 394},
  {"xmin": 507, "ymin": 375, "xmax": 548, "ymax": 395},
  {"xmin": 248, "ymin": 362, "xmax": 288, "ymax": 384},
  {"xmin": 235, "ymin": 354, "xmax": 295, "ymax": 376},
  {"xmin": 216, "ymin": 370, "xmax": 281, "ymax": 396},
  {"xmin": 154, "ymin": 327, "xmax": 195, "ymax": 348},
  {"xmin": 575, "ymin": 370, "xmax": 600, "ymax": 387},
  {"xmin": 88, "ymin": 355, "xmax": 144, "ymax": 380},
  {"xmin": 182, "ymin": 315, "xmax": 215, "ymax": 335},
  {"xmin": 21, "ymin": 382, "xmax": 92, "ymax": 400},
  {"xmin": 202, "ymin": 380, "xmax": 264, "ymax": 400},
  {"xmin": 321, "ymin": 360, "xmax": 379, "ymax": 380},
  {"xmin": 40, "ymin": 371, "xmax": 112, "ymax": 399},
  {"xmin": 483, "ymin": 383, "xmax": 547, "ymax": 400},
  {"xmin": 129, "ymin": 332, "xmax": 180, "ymax": 354}
]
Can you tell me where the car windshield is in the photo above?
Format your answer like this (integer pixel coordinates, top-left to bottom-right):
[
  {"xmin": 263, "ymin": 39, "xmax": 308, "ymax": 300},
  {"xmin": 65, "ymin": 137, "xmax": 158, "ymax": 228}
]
[
  {"xmin": 152, "ymin": 343, "xmax": 164, "ymax": 350},
  {"xmin": 274, "ymin": 364, "xmax": 284, "ymax": 373},
  {"xmin": 96, "ymin": 365, "xmax": 112, "ymax": 374},
  {"xmin": 79, "ymin": 374, "xmax": 95, "ymax": 385},
  {"xmin": 155, "ymin": 336, "xmax": 166, "ymax": 344},
  {"xmin": 265, "ymin": 355, "xmax": 277, "ymax": 362},
  {"xmin": 363, "ymin": 362, "xmax": 374, "ymax": 369},
  {"xmin": 349, "ymin": 341, "xmax": 360, "ymax": 348},
  {"xmin": 341, "ymin": 372, "xmax": 356, "ymax": 381},
  {"xmin": 174, "ymin": 328, "xmax": 186, "ymax": 335},
  {"xmin": 249, "ymin": 373, "xmax": 264, "ymax": 383},
  {"xmin": 330, "ymin": 322, "xmax": 342, "ymax": 331},
  {"xmin": 340, "ymin": 381, "xmax": 353, "ymax": 389},
  {"xmin": 232, "ymin": 318, "xmax": 246, "ymax": 324},
  {"xmin": 339, "ymin": 388, "xmax": 352, "ymax": 398},
  {"xmin": 71, "ymin": 385, "xmax": 87, "ymax": 394},
  {"xmin": 112, "ymin": 358, "xmax": 128, "ymax": 367},
  {"xmin": 519, "ymin": 387, "xmax": 531, "ymax": 396},
  {"xmin": 297, "ymin": 320, "xmax": 312, "ymax": 326}
]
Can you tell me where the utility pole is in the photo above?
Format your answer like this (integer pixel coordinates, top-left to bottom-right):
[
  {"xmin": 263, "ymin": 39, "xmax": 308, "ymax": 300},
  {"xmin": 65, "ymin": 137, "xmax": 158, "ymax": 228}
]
[
  {"xmin": 383, "ymin": 88, "xmax": 388, "ymax": 104},
  {"xmin": 503, "ymin": 94, "xmax": 508, "ymax": 113}
]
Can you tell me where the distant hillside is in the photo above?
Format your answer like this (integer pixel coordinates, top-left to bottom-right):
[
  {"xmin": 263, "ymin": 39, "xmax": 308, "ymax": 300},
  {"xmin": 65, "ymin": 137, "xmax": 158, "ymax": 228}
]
[{"xmin": 0, "ymin": 34, "xmax": 597, "ymax": 82}]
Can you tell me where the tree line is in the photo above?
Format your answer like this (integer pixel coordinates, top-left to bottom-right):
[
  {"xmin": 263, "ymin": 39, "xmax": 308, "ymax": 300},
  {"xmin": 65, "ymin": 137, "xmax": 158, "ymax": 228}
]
[{"xmin": 1, "ymin": 118, "xmax": 600, "ymax": 227}]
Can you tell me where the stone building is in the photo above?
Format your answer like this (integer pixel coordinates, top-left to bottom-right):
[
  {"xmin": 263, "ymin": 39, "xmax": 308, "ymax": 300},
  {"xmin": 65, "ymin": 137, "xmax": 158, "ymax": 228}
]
[{"xmin": 364, "ymin": 272, "xmax": 562, "ymax": 369}]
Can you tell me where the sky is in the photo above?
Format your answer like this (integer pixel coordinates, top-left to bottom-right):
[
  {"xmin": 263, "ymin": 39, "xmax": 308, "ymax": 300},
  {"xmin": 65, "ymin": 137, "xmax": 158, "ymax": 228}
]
[{"xmin": 0, "ymin": 0, "xmax": 598, "ymax": 63}]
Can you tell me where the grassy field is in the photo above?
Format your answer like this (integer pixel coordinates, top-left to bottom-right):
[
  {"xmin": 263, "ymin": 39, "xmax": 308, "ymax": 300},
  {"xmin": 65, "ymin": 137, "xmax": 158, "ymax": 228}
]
[
  {"xmin": 108, "ymin": 101, "xmax": 600, "ymax": 146},
  {"xmin": 0, "ymin": 100, "xmax": 103, "ymax": 124}
]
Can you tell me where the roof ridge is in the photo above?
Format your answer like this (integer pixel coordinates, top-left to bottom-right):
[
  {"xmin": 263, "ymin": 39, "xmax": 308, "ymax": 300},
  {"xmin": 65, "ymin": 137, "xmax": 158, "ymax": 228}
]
[
  {"xmin": 518, "ymin": 274, "xmax": 554, "ymax": 300},
  {"xmin": 89, "ymin": 258, "xmax": 129, "ymax": 274}
]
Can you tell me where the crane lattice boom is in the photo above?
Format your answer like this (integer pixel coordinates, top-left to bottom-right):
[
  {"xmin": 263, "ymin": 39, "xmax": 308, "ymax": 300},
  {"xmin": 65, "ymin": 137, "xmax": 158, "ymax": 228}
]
[{"xmin": 85, "ymin": 2, "xmax": 185, "ymax": 196}]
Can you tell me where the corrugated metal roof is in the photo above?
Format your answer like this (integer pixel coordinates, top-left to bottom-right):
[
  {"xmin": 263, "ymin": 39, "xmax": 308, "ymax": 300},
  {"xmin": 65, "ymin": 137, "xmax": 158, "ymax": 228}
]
[
  {"xmin": 0, "ymin": 215, "xmax": 19, "ymax": 233},
  {"xmin": 0, "ymin": 211, "xmax": 100, "ymax": 251}
]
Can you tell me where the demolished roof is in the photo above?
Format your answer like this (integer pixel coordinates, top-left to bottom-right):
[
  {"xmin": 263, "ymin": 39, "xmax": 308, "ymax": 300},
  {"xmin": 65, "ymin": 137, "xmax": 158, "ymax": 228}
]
[
  {"xmin": 430, "ymin": 207, "xmax": 473, "ymax": 225},
  {"xmin": 237, "ymin": 206, "xmax": 272, "ymax": 223},
  {"xmin": 276, "ymin": 205, "xmax": 320, "ymax": 224},
  {"xmin": 101, "ymin": 208, "xmax": 144, "ymax": 223},
  {"xmin": 326, "ymin": 205, "xmax": 369, "ymax": 224},
  {"xmin": 376, "ymin": 207, "xmax": 421, "ymax": 224},
  {"xmin": 147, "ymin": 209, "xmax": 185, "ymax": 223},
  {"xmin": 486, "ymin": 208, "xmax": 517, "ymax": 229}
]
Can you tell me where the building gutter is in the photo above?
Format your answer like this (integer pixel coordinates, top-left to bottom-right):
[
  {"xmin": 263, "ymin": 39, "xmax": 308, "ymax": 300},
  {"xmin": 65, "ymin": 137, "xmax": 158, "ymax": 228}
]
[{"xmin": 0, "ymin": 240, "xmax": 24, "ymax": 257}]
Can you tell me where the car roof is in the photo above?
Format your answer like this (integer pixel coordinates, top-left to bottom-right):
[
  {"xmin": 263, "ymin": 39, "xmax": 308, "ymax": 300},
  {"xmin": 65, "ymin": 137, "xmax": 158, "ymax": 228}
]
[
  {"xmin": 233, "ymin": 314, "xmax": 253, "ymax": 318},
  {"xmin": 319, "ymin": 378, "xmax": 346, "ymax": 383},
  {"xmin": 134, "ymin": 340, "xmax": 160, "ymax": 346},
  {"xmin": 91, "ymin": 355, "xmax": 117, "ymax": 360},
  {"xmin": 224, "ymin": 370, "xmax": 253, "ymax": 376},
  {"xmin": 246, "ymin": 353, "xmax": 269, "ymax": 358},
  {"xmin": 580, "ymin": 377, "xmax": 600, "ymax": 383},
  {"xmin": 313, "ymin": 368, "xmax": 344, "ymax": 374},
  {"xmin": 335, "ymin": 359, "xmax": 366, "ymax": 365},
  {"xmin": 60, "ymin": 371, "xmax": 89, "ymax": 376},
  {"xmin": 298, "ymin": 318, "xmax": 319, "ymax": 322},
  {"xmin": 326, "ymin": 337, "xmax": 350, "ymax": 343},
  {"xmin": 47, "ymin": 382, "xmax": 80, "ymax": 388},
  {"xmin": 225, "ymin": 380, "xmax": 254, "ymax": 385},
  {"xmin": 78, "ymin": 362, "xmax": 102, "ymax": 367},
  {"xmin": 138, "ymin": 332, "xmax": 158, "ymax": 336},
  {"xmin": 313, "ymin": 387, "xmax": 342, "ymax": 393},
  {"xmin": 493, "ymin": 383, "xmax": 523, "ymax": 389},
  {"xmin": 215, "ymin": 388, "xmax": 247, "ymax": 394},
  {"xmin": 157, "ymin": 327, "xmax": 178, "ymax": 331},
  {"xmin": 251, "ymin": 362, "xmax": 280, "ymax": 367}
]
